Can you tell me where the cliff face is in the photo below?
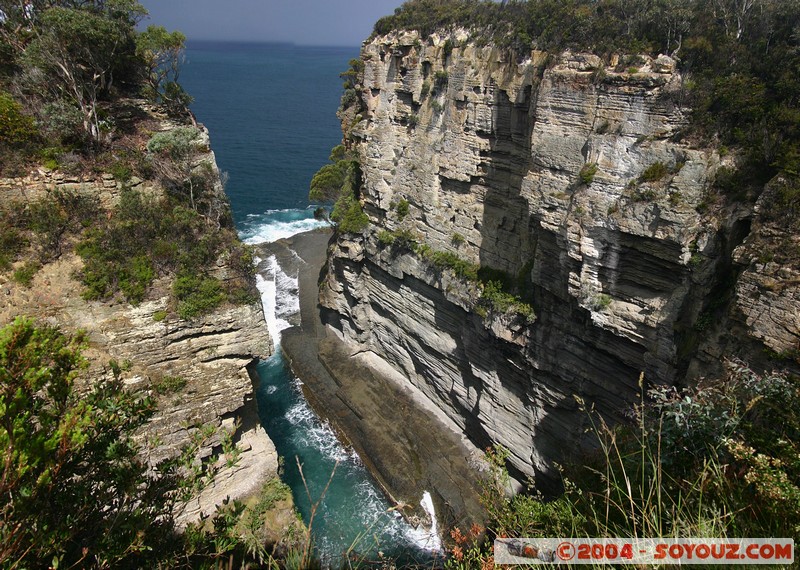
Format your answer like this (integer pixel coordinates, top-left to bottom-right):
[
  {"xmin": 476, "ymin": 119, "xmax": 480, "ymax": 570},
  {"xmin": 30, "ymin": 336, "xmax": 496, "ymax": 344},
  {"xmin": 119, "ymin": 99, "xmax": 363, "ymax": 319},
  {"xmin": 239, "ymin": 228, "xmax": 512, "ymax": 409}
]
[
  {"xmin": 320, "ymin": 31, "xmax": 799, "ymax": 482},
  {"xmin": 0, "ymin": 106, "xmax": 277, "ymax": 517}
]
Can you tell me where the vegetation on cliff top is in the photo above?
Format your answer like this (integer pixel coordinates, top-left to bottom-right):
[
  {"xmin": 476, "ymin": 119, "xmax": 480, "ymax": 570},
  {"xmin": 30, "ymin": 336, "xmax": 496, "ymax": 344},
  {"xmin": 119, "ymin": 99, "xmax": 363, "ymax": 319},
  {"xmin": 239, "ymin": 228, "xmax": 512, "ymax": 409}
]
[
  {"xmin": 0, "ymin": 0, "xmax": 194, "ymax": 176},
  {"xmin": 373, "ymin": 0, "xmax": 800, "ymax": 207},
  {"xmin": 0, "ymin": 1, "xmax": 263, "ymax": 319}
]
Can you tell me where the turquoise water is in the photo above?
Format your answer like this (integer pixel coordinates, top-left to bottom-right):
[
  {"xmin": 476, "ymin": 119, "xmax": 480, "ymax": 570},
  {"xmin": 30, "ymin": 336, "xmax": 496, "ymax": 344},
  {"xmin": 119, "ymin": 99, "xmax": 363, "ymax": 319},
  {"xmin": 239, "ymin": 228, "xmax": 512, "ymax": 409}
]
[{"xmin": 182, "ymin": 42, "xmax": 441, "ymax": 566}]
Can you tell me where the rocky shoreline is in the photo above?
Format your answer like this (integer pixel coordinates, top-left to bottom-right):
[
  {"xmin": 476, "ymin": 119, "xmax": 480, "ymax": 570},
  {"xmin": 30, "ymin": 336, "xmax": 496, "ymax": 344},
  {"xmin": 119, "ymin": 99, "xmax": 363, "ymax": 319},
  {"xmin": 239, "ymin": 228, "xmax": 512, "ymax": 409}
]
[{"xmin": 276, "ymin": 229, "xmax": 487, "ymax": 530}]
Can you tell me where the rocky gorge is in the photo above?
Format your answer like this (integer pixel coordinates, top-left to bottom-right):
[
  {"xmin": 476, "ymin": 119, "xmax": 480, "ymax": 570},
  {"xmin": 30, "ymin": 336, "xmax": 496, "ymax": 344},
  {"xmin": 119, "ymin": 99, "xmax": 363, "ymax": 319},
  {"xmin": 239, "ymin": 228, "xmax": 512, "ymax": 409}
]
[{"xmin": 318, "ymin": 29, "xmax": 800, "ymax": 487}]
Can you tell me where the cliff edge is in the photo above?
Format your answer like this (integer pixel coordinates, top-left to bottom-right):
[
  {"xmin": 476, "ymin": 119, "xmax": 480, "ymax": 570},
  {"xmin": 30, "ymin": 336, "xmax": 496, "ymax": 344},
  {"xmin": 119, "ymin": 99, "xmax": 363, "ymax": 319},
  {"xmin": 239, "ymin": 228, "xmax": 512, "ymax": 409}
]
[
  {"xmin": 320, "ymin": 30, "xmax": 799, "ymax": 484},
  {"xmin": 0, "ymin": 102, "xmax": 278, "ymax": 519}
]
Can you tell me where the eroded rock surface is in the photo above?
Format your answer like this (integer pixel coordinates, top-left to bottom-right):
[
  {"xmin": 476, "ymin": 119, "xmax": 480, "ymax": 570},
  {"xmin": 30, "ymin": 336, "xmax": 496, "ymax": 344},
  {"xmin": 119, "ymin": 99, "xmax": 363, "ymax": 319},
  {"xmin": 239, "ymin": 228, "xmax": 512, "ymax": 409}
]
[{"xmin": 321, "ymin": 32, "xmax": 799, "ymax": 484}]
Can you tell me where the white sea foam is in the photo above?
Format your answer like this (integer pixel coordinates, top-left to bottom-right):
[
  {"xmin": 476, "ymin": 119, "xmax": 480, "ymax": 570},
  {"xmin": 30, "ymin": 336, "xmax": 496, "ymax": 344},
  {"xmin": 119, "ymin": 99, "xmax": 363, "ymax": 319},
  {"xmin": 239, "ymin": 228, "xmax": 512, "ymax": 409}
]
[
  {"xmin": 285, "ymin": 398, "xmax": 357, "ymax": 463},
  {"xmin": 256, "ymin": 255, "xmax": 300, "ymax": 344},
  {"xmin": 241, "ymin": 208, "xmax": 328, "ymax": 245},
  {"xmin": 249, "ymin": 209, "xmax": 440, "ymax": 560}
]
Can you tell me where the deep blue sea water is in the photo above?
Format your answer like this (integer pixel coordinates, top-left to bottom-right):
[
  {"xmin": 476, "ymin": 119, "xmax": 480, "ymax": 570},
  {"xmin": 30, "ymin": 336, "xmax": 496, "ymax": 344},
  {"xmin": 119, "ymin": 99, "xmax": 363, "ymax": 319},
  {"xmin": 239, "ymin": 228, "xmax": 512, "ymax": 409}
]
[
  {"xmin": 181, "ymin": 42, "xmax": 442, "ymax": 566},
  {"xmin": 181, "ymin": 41, "xmax": 351, "ymax": 227}
]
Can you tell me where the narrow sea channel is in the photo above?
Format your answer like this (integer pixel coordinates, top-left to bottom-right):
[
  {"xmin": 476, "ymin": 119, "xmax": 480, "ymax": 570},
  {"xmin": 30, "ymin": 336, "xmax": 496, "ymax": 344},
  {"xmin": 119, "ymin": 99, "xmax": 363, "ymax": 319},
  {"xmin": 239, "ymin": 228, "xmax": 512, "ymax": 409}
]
[
  {"xmin": 180, "ymin": 43, "xmax": 443, "ymax": 566},
  {"xmin": 243, "ymin": 213, "xmax": 440, "ymax": 565}
]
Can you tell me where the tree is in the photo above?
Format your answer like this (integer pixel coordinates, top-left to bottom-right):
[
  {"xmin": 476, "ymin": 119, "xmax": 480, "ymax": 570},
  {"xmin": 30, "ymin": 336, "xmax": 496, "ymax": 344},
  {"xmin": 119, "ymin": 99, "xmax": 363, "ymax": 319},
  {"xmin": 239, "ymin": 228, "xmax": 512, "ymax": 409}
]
[
  {"xmin": 136, "ymin": 24, "xmax": 191, "ymax": 115},
  {"xmin": 146, "ymin": 126, "xmax": 204, "ymax": 209},
  {"xmin": 0, "ymin": 317, "xmax": 177, "ymax": 568},
  {"xmin": 22, "ymin": 6, "xmax": 133, "ymax": 142}
]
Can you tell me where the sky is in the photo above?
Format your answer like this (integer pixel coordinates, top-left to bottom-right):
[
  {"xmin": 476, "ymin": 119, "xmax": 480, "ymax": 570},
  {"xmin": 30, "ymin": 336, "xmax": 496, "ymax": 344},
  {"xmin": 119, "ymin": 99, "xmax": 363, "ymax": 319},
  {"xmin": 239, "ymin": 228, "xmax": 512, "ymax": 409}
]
[{"xmin": 138, "ymin": 0, "xmax": 405, "ymax": 47}]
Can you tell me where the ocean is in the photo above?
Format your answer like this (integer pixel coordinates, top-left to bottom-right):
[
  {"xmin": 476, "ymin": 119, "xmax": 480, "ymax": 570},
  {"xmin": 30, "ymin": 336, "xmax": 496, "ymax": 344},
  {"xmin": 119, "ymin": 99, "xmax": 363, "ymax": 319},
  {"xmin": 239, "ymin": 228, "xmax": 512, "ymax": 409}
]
[{"xmin": 181, "ymin": 42, "xmax": 441, "ymax": 566}]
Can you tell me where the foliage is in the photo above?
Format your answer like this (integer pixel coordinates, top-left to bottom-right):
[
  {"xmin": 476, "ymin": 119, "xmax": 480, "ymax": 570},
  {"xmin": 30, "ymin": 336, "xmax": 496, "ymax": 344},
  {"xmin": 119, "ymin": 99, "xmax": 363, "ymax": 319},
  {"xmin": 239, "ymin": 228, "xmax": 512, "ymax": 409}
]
[
  {"xmin": 309, "ymin": 144, "xmax": 361, "ymax": 203},
  {"xmin": 0, "ymin": 222, "xmax": 25, "ymax": 270},
  {"xmin": 427, "ymin": 249, "xmax": 480, "ymax": 281},
  {"xmin": 479, "ymin": 280, "xmax": 536, "ymax": 323},
  {"xmin": 591, "ymin": 293, "xmax": 612, "ymax": 311},
  {"xmin": 331, "ymin": 193, "xmax": 369, "ymax": 234},
  {"xmin": 146, "ymin": 125, "xmax": 200, "ymax": 157},
  {"xmin": 0, "ymin": 91, "xmax": 38, "ymax": 148},
  {"xmin": 0, "ymin": 317, "xmax": 176, "ymax": 569},
  {"xmin": 1, "ymin": 190, "xmax": 99, "ymax": 264},
  {"xmin": 136, "ymin": 25, "xmax": 190, "ymax": 115},
  {"xmin": 639, "ymin": 161, "xmax": 669, "ymax": 182},
  {"xmin": 11, "ymin": 260, "xmax": 40, "ymax": 287},
  {"xmin": 0, "ymin": 317, "xmax": 312, "ymax": 569},
  {"xmin": 153, "ymin": 374, "xmax": 187, "ymax": 395},
  {"xmin": 173, "ymin": 273, "xmax": 227, "ymax": 320},
  {"xmin": 146, "ymin": 126, "xmax": 214, "ymax": 211},
  {"xmin": 420, "ymin": 80, "xmax": 431, "ymax": 98},
  {"xmin": 578, "ymin": 162, "xmax": 598, "ymax": 185},
  {"xmin": 450, "ymin": 362, "xmax": 800, "ymax": 567},
  {"xmin": 76, "ymin": 188, "xmax": 247, "ymax": 315},
  {"xmin": 395, "ymin": 198, "xmax": 410, "ymax": 220},
  {"xmin": 377, "ymin": 229, "xmax": 396, "ymax": 246},
  {"xmin": 20, "ymin": 5, "xmax": 138, "ymax": 144},
  {"xmin": 340, "ymin": 57, "xmax": 364, "ymax": 90}
]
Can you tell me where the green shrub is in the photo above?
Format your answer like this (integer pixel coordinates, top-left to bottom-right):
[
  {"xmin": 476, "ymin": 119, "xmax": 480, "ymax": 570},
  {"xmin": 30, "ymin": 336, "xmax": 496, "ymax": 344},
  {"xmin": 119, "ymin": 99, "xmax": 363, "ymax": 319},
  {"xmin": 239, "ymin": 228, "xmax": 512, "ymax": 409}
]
[
  {"xmin": 591, "ymin": 293, "xmax": 612, "ymax": 311},
  {"xmin": 377, "ymin": 229, "xmax": 396, "ymax": 246},
  {"xmin": 0, "ymin": 224, "xmax": 24, "ymax": 270},
  {"xmin": 154, "ymin": 375, "xmax": 187, "ymax": 395},
  {"xmin": 110, "ymin": 160, "xmax": 132, "ymax": 182},
  {"xmin": 395, "ymin": 198, "xmax": 410, "ymax": 220},
  {"xmin": 0, "ymin": 318, "xmax": 170, "ymax": 568},
  {"xmin": 12, "ymin": 261, "xmax": 40, "ymax": 287},
  {"xmin": 451, "ymin": 232, "xmax": 466, "ymax": 246},
  {"xmin": 420, "ymin": 81, "xmax": 431, "ymax": 98},
  {"xmin": 0, "ymin": 92, "xmax": 38, "ymax": 148},
  {"xmin": 427, "ymin": 250, "xmax": 479, "ymax": 281},
  {"xmin": 173, "ymin": 273, "xmax": 226, "ymax": 319},
  {"xmin": 76, "ymin": 189, "xmax": 246, "ymax": 310},
  {"xmin": 118, "ymin": 255, "xmax": 155, "ymax": 303},
  {"xmin": 578, "ymin": 163, "xmax": 598, "ymax": 185},
  {"xmin": 331, "ymin": 193, "xmax": 368, "ymax": 234},
  {"xmin": 146, "ymin": 126, "xmax": 200, "ymax": 157},
  {"xmin": 480, "ymin": 280, "xmax": 535, "ymax": 323},
  {"xmin": 153, "ymin": 310, "xmax": 167, "ymax": 322},
  {"xmin": 639, "ymin": 161, "xmax": 669, "ymax": 182},
  {"xmin": 407, "ymin": 114, "xmax": 419, "ymax": 127}
]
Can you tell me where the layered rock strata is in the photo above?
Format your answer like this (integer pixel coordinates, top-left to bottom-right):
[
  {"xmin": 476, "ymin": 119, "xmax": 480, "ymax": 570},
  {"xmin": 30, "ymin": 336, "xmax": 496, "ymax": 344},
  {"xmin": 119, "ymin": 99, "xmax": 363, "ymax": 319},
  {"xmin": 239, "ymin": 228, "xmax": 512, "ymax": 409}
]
[
  {"xmin": 320, "ymin": 31, "xmax": 799, "ymax": 484},
  {"xmin": 0, "ymin": 109, "xmax": 277, "ymax": 519}
]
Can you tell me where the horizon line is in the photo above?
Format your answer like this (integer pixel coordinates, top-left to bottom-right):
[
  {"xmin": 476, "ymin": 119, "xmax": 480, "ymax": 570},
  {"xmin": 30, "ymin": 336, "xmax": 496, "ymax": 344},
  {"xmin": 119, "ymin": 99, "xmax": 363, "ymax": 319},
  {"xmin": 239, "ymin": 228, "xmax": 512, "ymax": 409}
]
[{"xmin": 185, "ymin": 38, "xmax": 363, "ymax": 49}]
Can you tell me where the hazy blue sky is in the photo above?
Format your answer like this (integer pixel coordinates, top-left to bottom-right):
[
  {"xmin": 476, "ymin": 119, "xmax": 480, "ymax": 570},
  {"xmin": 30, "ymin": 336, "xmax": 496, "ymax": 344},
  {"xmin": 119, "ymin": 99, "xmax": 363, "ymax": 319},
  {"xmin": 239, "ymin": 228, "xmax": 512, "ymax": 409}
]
[{"xmin": 138, "ymin": 1, "xmax": 405, "ymax": 46}]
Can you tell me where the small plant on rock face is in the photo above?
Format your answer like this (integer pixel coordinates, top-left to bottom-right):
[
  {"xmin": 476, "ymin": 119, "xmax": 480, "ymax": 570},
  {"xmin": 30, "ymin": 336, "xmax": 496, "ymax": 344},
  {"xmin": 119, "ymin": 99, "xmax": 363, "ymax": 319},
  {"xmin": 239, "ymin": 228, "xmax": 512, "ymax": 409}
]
[
  {"xmin": 591, "ymin": 293, "xmax": 612, "ymax": 311},
  {"xmin": 377, "ymin": 229, "xmax": 396, "ymax": 246},
  {"xmin": 639, "ymin": 161, "xmax": 668, "ymax": 183},
  {"xmin": 12, "ymin": 261, "xmax": 40, "ymax": 287},
  {"xmin": 420, "ymin": 81, "xmax": 431, "ymax": 98},
  {"xmin": 579, "ymin": 163, "xmax": 598, "ymax": 185},
  {"xmin": 395, "ymin": 198, "xmax": 410, "ymax": 220}
]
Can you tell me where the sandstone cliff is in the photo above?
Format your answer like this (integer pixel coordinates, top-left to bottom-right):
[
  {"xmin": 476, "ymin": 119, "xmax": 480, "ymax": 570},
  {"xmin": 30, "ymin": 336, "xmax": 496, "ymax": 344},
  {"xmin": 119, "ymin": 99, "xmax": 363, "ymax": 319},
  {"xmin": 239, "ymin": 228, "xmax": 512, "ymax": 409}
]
[
  {"xmin": 320, "ymin": 31, "xmax": 800, "ymax": 483},
  {"xmin": 0, "ymin": 105, "xmax": 278, "ymax": 517}
]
